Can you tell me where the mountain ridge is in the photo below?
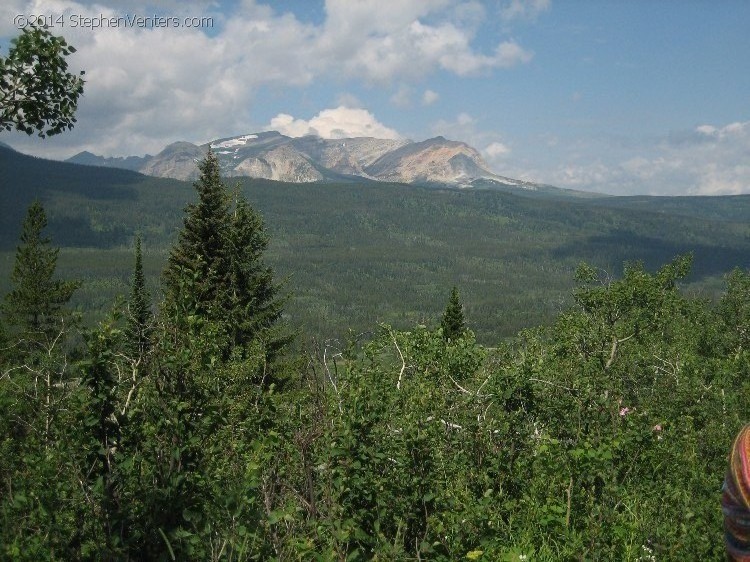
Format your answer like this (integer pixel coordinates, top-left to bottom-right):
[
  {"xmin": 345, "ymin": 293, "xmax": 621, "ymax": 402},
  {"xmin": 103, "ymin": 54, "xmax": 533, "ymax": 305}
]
[{"xmin": 66, "ymin": 131, "xmax": 546, "ymax": 191}]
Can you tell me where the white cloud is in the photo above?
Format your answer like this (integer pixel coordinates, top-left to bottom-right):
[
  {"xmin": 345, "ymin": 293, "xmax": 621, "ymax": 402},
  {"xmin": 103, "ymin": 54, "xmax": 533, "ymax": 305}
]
[
  {"xmin": 483, "ymin": 141, "xmax": 510, "ymax": 158},
  {"xmin": 317, "ymin": 0, "xmax": 533, "ymax": 82},
  {"xmin": 695, "ymin": 121, "xmax": 747, "ymax": 140},
  {"xmin": 494, "ymin": 40, "xmax": 534, "ymax": 67},
  {"xmin": 695, "ymin": 125, "xmax": 717, "ymax": 136},
  {"xmin": 267, "ymin": 106, "xmax": 401, "ymax": 140},
  {"xmin": 499, "ymin": 0, "xmax": 551, "ymax": 22},
  {"xmin": 390, "ymin": 85, "xmax": 414, "ymax": 107},
  {"xmin": 2, "ymin": 0, "xmax": 535, "ymax": 157},
  {"xmin": 534, "ymin": 121, "xmax": 750, "ymax": 195},
  {"xmin": 0, "ymin": 0, "xmax": 26, "ymax": 35},
  {"xmin": 422, "ymin": 89, "xmax": 439, "ymax": 105},
  {"xmin": 323, "ymin": 0, "xmax": 450, "ymax": 36},
  {"xmin": 335, "ymin": 92, "xmax": 364, "ymax": 108},
  {"xmin": 409, "ymin": 21, "xmax": 532, "ymax": 76}
]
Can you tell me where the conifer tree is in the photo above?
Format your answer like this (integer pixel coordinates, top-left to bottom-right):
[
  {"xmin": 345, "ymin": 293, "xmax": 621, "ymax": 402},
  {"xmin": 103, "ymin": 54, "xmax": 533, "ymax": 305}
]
[
  {"xmin": 163, "ymin": 150, "xmax": 231, "ymax": 319},
  {"xmin": 441, "ymin": 286, "xmax": 466, "ymax": 342},
  {"xmin": 135, "ymin": 155, "xmax": 295, "ymax": 556},
  {"xmin": 226, "ymin": 194, "xmax": 290, "ymax": 360},
  {"xmin": 162, "ymin": 150, "xmax": 290, "ymax": 361},
  {"xmin": 2, "ymin": 200, "xmax": 79, "ymax": 348},
  {"xmin": 0, "ymin": 200, "xmax": 80, "ymax": 458},
  {"xmin": 125, "ymin": 234, "xmax": 152, "ymax": 358}
]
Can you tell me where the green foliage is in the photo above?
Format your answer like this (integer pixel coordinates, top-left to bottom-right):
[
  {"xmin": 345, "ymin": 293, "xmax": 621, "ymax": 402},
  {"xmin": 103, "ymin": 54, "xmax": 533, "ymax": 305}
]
[
  {"xmin": 225, "ymin": 194, "xmax": 291, "ymax": 361},
  {"xmin": 278, "ymin": 326, "xmax": 530, "ymax": 560},
  {"xmin": 4, "ymin": 146, "xmax": 750, "ymax": 345},
  {"xmin": 0, "ymin": 201, "xmax": 81, "ymax": 451},
  {"xmin": 2, "ymin": 155, "xmax": 750, "ymax": 559},
  {"xmin": 506, "ymin": 255, "xmax": 741, "ymax": 559},
  {"xmin": 0, "ymin": 26, "xmax": 84, "ymax": 137},
  {"xmin": 0, "ymin": 202, "xmax": 85, "ymax": 560},
  {"xmin": 2, "ymin": 201, "xmax": 79, "ymax": 349},
  {"xmin": 76, "ymin": 311, "xmax": 128, "ymax": 559},
  {"xmin": 163, "ymin": 151, "xmax": 232, "ymax": 319},
  {"xmin": 720, "ymin": 267, "xmax": 750, "ymax": 357},
  {"xmin": 163, "ymin": 152, "xmax": 290, "ymax": 364},
  {"xmin": 441, "ymin": 285, "xmax": 467, "ymax": 341},
  {"xmin": 254, "ymin": 256, "xmax": 743, "ymax": 560},
  {"xmin": 124, "ymin": 234, "xmax": 152, "ymax": 358}
]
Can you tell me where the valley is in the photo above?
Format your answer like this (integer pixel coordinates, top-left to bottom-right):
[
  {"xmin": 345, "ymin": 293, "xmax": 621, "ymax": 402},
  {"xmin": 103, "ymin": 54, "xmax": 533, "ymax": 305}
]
[{"xmin": 2, "ymin": 142, "xmax": 749, "ymax": 344}]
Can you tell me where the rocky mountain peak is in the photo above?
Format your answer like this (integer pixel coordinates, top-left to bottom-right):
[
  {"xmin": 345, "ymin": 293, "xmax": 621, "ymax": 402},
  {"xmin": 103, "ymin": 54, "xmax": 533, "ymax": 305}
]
[{"xmin": 66, "ymin": 131, "xmax": 535, "ymax": 190}]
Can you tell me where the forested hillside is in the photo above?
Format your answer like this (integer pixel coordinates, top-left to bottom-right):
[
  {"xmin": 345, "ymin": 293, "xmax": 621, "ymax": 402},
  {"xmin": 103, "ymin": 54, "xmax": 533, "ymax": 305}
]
[
  {"xmin": 2, "ymin": 150, "xmax": 749, "ymax": 560},
  {"xmin": 2, "ymin": 144, "xmax": 750, "ymax": 343}
]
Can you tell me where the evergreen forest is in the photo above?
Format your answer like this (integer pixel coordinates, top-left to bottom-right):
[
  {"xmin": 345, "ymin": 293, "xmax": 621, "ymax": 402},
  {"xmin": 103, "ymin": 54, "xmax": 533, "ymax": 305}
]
[{"xmin": 2, "ymin": 144, "xmax": 750, "ymax": 561}]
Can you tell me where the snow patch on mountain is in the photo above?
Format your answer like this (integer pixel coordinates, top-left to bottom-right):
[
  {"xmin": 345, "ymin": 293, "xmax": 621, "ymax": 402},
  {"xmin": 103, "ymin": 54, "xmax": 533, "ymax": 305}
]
[{"xmin": 210, "ymin": 135, "xmax": 258, "ymax": 149}]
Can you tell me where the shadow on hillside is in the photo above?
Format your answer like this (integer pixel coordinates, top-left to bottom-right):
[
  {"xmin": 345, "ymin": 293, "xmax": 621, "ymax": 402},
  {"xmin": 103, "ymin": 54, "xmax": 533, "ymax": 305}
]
[
  {"xmin": 1, "ymin": 146, "xmax": 141, "ymax": 249},
  {"xmin": 551, "ymin": 229, "xmax": 750, "ymax": 281}
]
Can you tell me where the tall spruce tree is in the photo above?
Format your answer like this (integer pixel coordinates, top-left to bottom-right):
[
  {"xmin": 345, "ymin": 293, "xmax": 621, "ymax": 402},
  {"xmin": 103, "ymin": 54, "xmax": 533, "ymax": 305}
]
[
  {"xmin": 162, "ymin": 150, "xmax": 289, "ymax": 361},
  {"xmin": 129, "ymin": 153, "xmax": 293, "ymax": 557},
  {"xmin": 163, "ymin": 150, "xmax": 231, "ymax": 319},
  {"xmin": 125, "ymin": 235, "xmax": 152, "ymax": 358},
  {"xmin": 440, "ymin": 286, "xmax": 466, "ymax": 342},
  {"xmin": 225, "ymin": 194, "xmax": 290, "ymax": 360},
  {"xmin": 0, "ymin": 200, "xmax": 81, "ymax": 517},
  {"xmin": 2, "ymin": 200, "xmax": 79, "ymax": 348}
]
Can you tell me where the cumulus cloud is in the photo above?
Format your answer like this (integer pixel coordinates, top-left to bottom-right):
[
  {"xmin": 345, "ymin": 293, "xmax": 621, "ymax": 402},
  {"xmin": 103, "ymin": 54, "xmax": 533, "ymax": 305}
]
[
  {"xmin": 483, "ymin": 141, "xmax": 510, "ymax": 158},
  {"xmin": 2, "ymin": 0, "xmax": 535, "ymax": 157},
  {"xmin": 409, "ymin": 22, "xmax": 532, "ymax": 76},
  {"xmin": 499, "ymin": 0, "xmax": 551, "ymax": 22},
  {"xmin": 390, "ymin": 85, "xmax": 414, "ymax": 108},
  {"xmin": 267, "ymin": 106, "xmax": 401, "ymax": 140},
  {"xmin": 323, "ymin": 17, "xmax": 532, "ymax": 82},
  {"xmin": 695, "ymin": 121, "xmax": 747, "ymax": 140},
  {"xmin": 536, "ymin": 121, "xmax": 750, "ymax": 195},
  {"xmin": 2, "ymin": 0, "xmax": 323, "ymax": 155},
  {"xmin": 422, "ymin": 89, "xmax": 439, "ymax": 105}
]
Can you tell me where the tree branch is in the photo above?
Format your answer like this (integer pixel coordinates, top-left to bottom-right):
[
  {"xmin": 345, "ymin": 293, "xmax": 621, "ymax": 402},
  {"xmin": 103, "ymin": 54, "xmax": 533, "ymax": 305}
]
[{"xmin": 388, "ymin": 328, "xmax": 406, "ymax": 391}]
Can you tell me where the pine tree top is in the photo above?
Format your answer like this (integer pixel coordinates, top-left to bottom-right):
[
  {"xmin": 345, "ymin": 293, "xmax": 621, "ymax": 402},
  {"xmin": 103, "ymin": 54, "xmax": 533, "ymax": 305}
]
[
  {"xmin": 441, "ymin": 285, "xmax": 466, "ymax": 342},
  {"xmin": 161, "ymin": 151, "xmax": 291, "ymax": 363},
  {"xmin": 2, "ymin": 200, "xmax": 79, "ymax": 339},
  {"xmin": 125, "ymin": 234, "xmax": 152, "ymax": 357},
  {"xmin": 163, "ymin": 149, "xmax": 231, "ymax": 314}
]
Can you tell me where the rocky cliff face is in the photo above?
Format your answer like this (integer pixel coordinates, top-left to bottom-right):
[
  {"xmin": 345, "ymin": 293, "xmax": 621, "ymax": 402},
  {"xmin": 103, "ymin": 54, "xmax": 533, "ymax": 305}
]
[
  {"xmin": 229, "ymin": 145, "xmax": 324, "ymax": 182},
  {"xmin": 138, "ymin": 142, "xmax": 205, "ymax": 181},
  {"xmin": 67, "ymin": 132, "xmax": 530, "ymax": 189},
  {"xmin": 364, "ymin": 136, "xmax": 496, "ymax": 185}
]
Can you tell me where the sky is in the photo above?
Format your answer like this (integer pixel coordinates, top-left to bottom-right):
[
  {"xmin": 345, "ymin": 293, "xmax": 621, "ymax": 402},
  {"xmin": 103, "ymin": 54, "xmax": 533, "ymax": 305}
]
[{"xmin": 1, "ymin": 0, "xmax": 749, "ymax": 196}]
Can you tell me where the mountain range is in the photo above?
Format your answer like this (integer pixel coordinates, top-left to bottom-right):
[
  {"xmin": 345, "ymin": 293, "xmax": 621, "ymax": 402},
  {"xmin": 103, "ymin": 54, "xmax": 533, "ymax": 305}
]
[{"xmin": 67, "ymin": 131, "xmax": 545, "ymax": 190}]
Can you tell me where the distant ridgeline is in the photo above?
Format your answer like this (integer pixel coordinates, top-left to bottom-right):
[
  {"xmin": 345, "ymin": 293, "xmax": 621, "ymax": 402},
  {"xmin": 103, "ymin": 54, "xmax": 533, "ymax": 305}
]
[
  {"xmin": 64, "ymin": 130, "xmax": 573, "ymax": 192},
  {"xmin": 2, "ymin": 142, "xmax": 750, "ymax": 341}
]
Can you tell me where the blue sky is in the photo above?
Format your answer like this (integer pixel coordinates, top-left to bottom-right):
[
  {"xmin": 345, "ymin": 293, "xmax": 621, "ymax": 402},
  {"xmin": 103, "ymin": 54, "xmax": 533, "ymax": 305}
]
[{"xmin": 2, "ymin": 0, "xmax": 749, "ymax": 195}]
